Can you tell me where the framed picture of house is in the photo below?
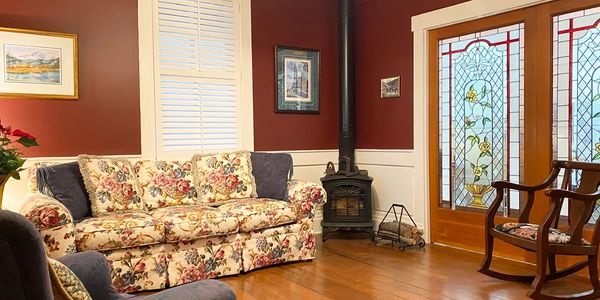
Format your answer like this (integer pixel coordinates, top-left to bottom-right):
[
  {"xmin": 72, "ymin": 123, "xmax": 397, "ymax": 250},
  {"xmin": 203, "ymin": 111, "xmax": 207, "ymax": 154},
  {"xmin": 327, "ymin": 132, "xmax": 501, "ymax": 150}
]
[
  {"xmin": 0, "ymin": 27, "xmax": 78, "ymax": 99},
  {"xmin": 275, "ymin": 46, "xmax": 319, "ymax": 113}
]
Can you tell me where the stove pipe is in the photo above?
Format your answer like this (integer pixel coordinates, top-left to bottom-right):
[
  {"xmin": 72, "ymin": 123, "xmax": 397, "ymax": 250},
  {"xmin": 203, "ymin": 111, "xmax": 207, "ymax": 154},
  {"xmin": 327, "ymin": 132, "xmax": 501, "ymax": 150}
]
[{"xmin": 338, "ymin": 0, "xmax": 355, "ymax": 174}]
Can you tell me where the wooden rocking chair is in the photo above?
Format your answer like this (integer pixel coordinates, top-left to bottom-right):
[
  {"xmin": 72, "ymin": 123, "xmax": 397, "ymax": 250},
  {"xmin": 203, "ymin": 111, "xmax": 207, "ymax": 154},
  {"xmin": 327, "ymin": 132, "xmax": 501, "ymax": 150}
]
[{"xmin": 479, "ymin": 160, "xmax": 600, "ymax": 299}]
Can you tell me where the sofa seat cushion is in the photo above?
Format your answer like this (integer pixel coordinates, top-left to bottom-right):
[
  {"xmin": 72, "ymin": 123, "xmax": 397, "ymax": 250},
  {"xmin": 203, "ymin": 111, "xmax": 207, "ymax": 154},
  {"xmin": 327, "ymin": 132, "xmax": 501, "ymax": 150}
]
[
  {"xmin": 217, "ymin": 198, "xmax": 296, "ymax": 232},
  {"xmin": 495, "ymin": 223, "xmax": 590, "ymax": 244},
  {"xmin": 75, "ymin": 212, "xmax": 165, "ymax": 251},
  {"xmin": 151, "ymin": 205, "xmax": 239, "ymax": 242}
]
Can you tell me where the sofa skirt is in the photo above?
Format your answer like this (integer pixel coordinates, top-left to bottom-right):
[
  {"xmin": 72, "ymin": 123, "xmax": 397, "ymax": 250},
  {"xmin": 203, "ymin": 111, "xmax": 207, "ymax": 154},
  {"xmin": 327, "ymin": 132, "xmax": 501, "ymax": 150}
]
[
  {"xmin": 100, "ymin": 220, "xmax": 315, "ymax": 293},
  {"xmin": 240, "ymin": 219, "xmax": 316, "ymax": 272}
]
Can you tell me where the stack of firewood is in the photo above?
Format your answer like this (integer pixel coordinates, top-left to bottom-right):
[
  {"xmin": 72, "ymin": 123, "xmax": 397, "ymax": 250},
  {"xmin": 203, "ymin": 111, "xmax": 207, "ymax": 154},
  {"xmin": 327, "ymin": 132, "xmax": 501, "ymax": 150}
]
[{"xmin": 379, "ymin": 220, "xmax": 424, "ymax": 246}]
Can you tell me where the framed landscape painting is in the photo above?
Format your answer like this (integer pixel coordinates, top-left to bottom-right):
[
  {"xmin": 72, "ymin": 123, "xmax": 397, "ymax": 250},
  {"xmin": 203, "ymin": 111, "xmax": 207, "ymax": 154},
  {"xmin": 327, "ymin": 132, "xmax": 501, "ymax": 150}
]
[
  {"xmin": 0, "ymin": 27, "xmax": 78, "ymax": 99},
  {"xmin": 275, "ymin": 46, "xmax": 319, "ymax": 113}
]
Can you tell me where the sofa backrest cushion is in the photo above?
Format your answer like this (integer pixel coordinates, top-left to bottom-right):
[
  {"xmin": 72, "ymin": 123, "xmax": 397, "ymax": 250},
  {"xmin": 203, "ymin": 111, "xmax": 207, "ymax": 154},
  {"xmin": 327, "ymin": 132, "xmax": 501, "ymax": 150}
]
[
  {"xmin": 133, "ymin": 160, "xmax": 197, "ymax": 210},
  {"xmin": 192, "ymin": 151, "xmax": 257, "ymax": 205},
  {"xmin": 36, "ymin": 162, "xmax": 92, "ymax": 221},
  {"xmin": 251, "ymin": 152, "xmax": 293, "ymax": 200},
  {"xmin": 78, "ymin": 156, "xmax": 144, "ymax": 216}
]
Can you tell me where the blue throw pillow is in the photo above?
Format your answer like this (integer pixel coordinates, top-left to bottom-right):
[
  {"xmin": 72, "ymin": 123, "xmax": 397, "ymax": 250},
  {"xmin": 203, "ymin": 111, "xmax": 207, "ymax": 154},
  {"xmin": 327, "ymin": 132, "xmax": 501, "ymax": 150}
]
[
  {"xmin": 250, "ymin": 152, "xmax": 293, "ymax": 200},
  {"xmin": 37, "ymin": 162, "xmax": 92, "ymax": 220}
]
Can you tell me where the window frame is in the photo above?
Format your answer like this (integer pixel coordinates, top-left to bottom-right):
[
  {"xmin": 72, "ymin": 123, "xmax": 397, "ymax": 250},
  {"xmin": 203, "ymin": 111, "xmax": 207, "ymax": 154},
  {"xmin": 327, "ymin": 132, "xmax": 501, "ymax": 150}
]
[{"xmin": 138, "ymin": 0, "xmax": 254, "ymax": 161}]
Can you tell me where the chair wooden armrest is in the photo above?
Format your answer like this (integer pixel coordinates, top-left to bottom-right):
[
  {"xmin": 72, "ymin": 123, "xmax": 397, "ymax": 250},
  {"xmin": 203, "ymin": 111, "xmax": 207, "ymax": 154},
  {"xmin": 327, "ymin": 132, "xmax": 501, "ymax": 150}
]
[
  {"xmin": 492, "ymin": 180, "xmax": 550, "ymax": 192},
  {"xmin": 544, "ymin": 189, "xmax": 600, "ymax": 202}
]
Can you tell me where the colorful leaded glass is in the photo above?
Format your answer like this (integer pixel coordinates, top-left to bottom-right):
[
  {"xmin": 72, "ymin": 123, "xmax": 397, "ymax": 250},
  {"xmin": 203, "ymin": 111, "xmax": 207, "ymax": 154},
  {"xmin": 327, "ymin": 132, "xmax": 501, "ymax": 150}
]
[
  {"xmin": 439, "ymin": 24, "xmax": 524, "ymax": 212},
  {"xmin": 553, "ymin": 7, "xmax": 600, "ymax": 221}
]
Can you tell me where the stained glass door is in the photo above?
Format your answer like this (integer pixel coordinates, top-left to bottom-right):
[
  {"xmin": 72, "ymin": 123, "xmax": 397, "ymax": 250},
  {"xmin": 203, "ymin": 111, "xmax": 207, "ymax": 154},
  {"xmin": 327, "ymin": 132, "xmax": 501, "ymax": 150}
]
[
  {"xmin": 553, "ymin": 7, "xmax": 600, "ymax": 222},
  {"xmin": 438, "ymin": 24, "xmax": 524, "ymax": 213}
]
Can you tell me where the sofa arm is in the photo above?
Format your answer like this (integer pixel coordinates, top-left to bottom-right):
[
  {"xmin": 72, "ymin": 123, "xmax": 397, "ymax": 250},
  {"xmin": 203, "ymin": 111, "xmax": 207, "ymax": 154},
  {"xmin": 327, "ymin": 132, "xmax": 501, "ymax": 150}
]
[
  {"xmin": 287, "ymin": 180, "xmax": 327, "ymax": 220},
  {"xmin": 19, "ymin": 193, "xmax": 76, "ymax": 258}
]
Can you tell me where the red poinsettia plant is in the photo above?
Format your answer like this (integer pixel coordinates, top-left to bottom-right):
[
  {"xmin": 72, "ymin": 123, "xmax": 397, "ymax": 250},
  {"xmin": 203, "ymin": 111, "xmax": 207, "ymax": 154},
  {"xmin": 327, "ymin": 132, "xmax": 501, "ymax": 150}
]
[{"xmin": 0, "ymin": 119, "xmax": 39, "ymax": 180}]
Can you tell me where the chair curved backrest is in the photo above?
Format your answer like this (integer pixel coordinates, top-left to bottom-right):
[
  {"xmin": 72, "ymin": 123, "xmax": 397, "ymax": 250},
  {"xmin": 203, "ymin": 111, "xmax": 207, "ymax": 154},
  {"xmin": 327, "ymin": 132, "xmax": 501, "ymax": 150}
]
[
  {"xmin": 0, "ymin": 209, "xmax": 53, "ymax": 300},
  {"xmin": 553, "ymin": 161, "xmax": 600, "ymax": 245}
]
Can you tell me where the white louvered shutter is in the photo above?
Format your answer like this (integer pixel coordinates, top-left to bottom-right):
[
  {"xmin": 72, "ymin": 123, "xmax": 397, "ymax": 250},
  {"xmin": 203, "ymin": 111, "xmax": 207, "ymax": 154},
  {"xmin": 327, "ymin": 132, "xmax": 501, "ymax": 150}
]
[{"xmin": 155, "ymin": 0, "xmax": 241, "ymax": 158}]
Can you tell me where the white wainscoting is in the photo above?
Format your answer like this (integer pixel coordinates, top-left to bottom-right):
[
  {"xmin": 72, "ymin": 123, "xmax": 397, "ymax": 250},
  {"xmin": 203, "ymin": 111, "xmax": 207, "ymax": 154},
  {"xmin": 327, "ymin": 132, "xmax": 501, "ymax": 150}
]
[
  {"xmin": 279, "ymin": 149, "xmax": 421, "ymax": 237},
  {"xmin": 3, "ymin": 149, "xmax": 422, "ymax": 238}
]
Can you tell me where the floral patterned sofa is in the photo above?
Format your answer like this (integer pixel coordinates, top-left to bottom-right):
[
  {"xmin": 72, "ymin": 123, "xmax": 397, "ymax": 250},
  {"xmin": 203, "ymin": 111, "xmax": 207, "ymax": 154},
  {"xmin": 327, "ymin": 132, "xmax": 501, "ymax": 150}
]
[{"xmin": 18, "ymin": 151, "xmax": 326, "ymax": 293}]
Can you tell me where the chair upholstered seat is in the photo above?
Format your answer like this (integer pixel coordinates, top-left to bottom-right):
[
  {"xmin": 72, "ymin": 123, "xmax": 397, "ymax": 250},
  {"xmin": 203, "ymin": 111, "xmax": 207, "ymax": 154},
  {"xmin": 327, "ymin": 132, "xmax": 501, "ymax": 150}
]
[
  {"xmin": 75, "ymin": 212, "xmax": 165, "ymax": 251},
  {"xmin": 495, "ymin": 222, "xmax": 589, "ymax": 244},
  {"xmin": 217, "ymin": 198, "xmax": 296, "ymax": 232}
]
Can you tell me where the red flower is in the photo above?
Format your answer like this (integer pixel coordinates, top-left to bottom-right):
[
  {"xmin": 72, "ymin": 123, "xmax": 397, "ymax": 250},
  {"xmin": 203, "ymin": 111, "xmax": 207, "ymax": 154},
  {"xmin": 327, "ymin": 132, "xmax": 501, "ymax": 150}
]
[
  {"xmin": 121, "ymin": 183, "xmax": 135, "ymax": 198},
  {"xmin": 214, "ymin": 249, "xmax": 225, "ymax": 260},
  {"xmin": 281, "ymin": 239, "xmax": 290, "ymax": 248},
  {"xmin": 304, "ymin": 233, "xmax": 315, "ymax": 249},
  {"xmin": 176, "ymin": 179, "xmax": 191, "ymax": 194},
  {"xmin": 10, "ymin": 129, "xmax": 34, "ymax": 139},
  {"xmin": 133, "ymin": 261, "xmax": 146, "ymax": 273},
  {"xmin": 38, "ymin": 208, "xmax": 61, "ymax": 228},
  {"xmin": 225, "ymin": 174, "xmax": 239, "ymax": 189},
  {"xmin": 178, "ymin": 267, "xmax": 204, "ymax": 284}
]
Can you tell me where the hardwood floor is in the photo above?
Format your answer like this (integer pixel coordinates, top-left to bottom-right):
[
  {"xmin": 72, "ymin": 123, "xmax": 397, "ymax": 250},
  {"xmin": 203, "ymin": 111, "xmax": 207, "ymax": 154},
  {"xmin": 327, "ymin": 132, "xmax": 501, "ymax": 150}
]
[{"xmin": 220, "ymin": 238, "xmax": 595, "ymax": 300}]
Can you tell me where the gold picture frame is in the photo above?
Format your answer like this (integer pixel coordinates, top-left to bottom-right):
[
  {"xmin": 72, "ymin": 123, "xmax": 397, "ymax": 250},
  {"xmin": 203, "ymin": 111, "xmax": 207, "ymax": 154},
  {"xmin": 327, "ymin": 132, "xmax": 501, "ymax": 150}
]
[{"xmin": 0, "ymin": 27, "xmax": 78, "ymax": 99}]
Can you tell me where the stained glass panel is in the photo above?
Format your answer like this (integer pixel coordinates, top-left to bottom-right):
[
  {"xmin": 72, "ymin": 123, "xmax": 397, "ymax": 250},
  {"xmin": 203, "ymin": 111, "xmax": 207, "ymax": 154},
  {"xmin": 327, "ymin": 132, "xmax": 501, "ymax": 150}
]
[
  {"xmin": 553, "ymin": 7, "xmax": 600, "ymax": 222},
  {"xmin": 439, "ymin": 24, "xmax": 524, "ymax": 212}
]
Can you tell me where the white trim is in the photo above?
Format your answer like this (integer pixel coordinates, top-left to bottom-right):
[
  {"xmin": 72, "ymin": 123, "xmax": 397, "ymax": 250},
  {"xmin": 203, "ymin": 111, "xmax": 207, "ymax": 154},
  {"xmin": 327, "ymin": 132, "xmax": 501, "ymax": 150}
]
[
  {"xmin": 411, "ymin": 0, "xmax": 553, "ymax": 242},
  {"xmin": 239, "ymin": 0, "xmax": 254, "ymax": 151},
  {"xmin": 138, "ymin": 0, "xmax": 157, "ymax": 160},
  {"xmin": 411, "ymin": 0, "xmax": 552, "ymax": 31}
]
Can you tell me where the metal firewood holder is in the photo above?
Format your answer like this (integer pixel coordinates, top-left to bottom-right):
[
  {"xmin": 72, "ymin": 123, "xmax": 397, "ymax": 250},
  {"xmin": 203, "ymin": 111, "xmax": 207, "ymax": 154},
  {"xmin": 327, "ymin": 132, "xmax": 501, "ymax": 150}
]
[{"xmin": 373, "ymin": 204, "xmax": 425, "ymax": 250}]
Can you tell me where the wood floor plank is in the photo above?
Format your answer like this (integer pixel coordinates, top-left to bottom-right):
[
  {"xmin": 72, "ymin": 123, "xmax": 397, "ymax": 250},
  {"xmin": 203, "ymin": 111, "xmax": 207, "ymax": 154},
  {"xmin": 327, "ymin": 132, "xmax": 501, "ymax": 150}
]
[{"xmin": 218, "ymin": 238, "xmax": 595, "ymax": 299}]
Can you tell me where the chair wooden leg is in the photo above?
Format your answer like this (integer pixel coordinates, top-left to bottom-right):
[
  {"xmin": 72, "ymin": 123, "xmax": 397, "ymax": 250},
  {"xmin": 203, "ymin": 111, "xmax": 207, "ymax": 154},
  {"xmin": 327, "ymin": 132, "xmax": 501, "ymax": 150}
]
[
  {"xmin": 479, "ymin": 234, "xmax": 536, "ymax": 282},
  {"xmin": 478, "ymin": 230, "xmax": 494, "ymax": 273},
  {"xmin": 588, "ymin": 255, "xmax": 600, "ymax": 297},
  {"xmin": 548, "ymin": 254, "xmax": 557, "ymax": 275},
  {"xmin": 528, "ymin": 253, "xmax": 547, "ymax": 299}
]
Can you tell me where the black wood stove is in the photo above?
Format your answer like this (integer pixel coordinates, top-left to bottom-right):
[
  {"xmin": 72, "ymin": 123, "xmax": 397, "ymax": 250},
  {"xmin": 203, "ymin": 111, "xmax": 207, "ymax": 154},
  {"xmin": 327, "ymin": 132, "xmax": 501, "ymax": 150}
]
[{"xmin": 321, "ymin": 0, "xmax": 373, "ymax": 241}]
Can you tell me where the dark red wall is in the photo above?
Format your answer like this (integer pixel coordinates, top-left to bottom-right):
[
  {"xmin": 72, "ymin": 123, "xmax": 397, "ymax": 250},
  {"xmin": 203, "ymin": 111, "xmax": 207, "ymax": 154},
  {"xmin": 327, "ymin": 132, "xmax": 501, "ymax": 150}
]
[
  {"xmin": 251, "ymin": 0, "xmax": 339, "ymax": 151},
  {"xmin": 354, "ymin": 0, "xmax": 467, "ymax": 149},
  {"xmin": 0, "ymin": 0, "xmax": 140, "ymax": 157}
]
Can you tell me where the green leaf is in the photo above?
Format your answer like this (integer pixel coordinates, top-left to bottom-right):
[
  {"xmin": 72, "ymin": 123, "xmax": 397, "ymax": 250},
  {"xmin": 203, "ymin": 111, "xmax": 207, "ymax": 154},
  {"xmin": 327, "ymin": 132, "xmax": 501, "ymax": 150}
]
[
  {"xmin": 594, "ymin": 94, "xmax": 600, "ymax": 101},
  {"xmin": 594, "ymin": 152, "xmax": 600, "ymax": 161},
  {"xmin": 16, "ymin": 137, "xmax": 39, "ymax": 147},
  {"xmin": 481, "ymin": 164, "xmax": 489, "ymax": 169},
  {"xmin": 482, "ymin": 169, "xmax": 488, "ymax": 176},
  {"xmin": 593, "ymin": 112, "xmax": 600, "ymax": 118},
  {"xmin": 9, "ymin": 171, "xmax": 20, "ymax": 180},
  {"xmin": 470, "ymin": 162, "xmax": 475, "ymax": 169},
  {"xmin": 474, "ymin": 175, "xmax": 481, "ymax": 182}
]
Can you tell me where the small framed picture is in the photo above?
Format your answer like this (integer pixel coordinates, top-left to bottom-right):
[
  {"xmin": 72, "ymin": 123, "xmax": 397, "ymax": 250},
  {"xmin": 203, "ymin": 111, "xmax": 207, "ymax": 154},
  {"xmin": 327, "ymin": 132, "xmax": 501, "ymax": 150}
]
[
  {"xmin": 275, "ymin": 45, "xmax": 320, "ymax": 113},
  {"xmin": 0, "ymin": 27, "xmax": 78, "ymax": 99},
  {"xmin": 381, "ymin": 76, "xmax": 400, "ymax": 99}
]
